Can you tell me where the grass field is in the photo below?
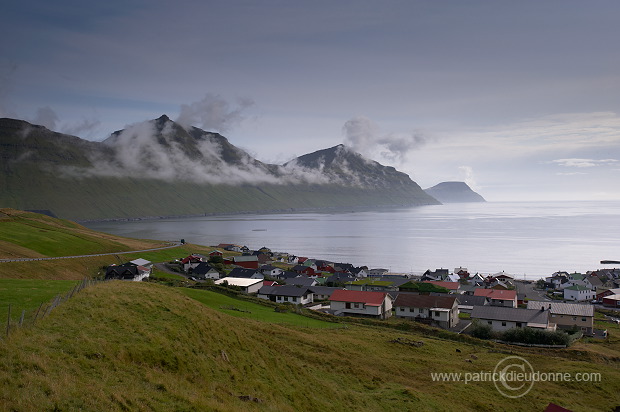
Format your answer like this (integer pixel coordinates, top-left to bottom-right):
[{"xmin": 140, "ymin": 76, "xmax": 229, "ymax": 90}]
[
  {"xmin": 0, "ymin": 278, "xmax": 78, "ymax": 323},
  {"xmin": 0, "ymin": 281, "xmax": 618, "ymax": 411},
  {"xmin": 180, "ymin": 287, "xmax": 339, "ymax": 328}
]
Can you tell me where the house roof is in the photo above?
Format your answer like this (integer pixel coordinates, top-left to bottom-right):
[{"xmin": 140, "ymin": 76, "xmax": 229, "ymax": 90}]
[
  {"xmin": 329, "ymin": 289, "xmax": 388, "ymax": 306},
  {"xmin": 394, "ymin": 294, "xmax": 458, "ymax": 309},
  {"xmin": 215, "ymin": 277, "xmax": 263, "ymax": 287},
  {"xmin": 259, "ymin": 285, "xmax": 312, "ymax": 297},
  {"xmin": 285, "ymin": 277, "xmax": 316, "ymax": 287},
  {"xmin": 473, "ymin": 289, "xmax": 517, "ymax": 300},
  {"xmin": 565, "ymin": 285, "xmax": 591, "ymax": 291},
  {"xmin": 424, "ymin": 281, "xmax": 459, "ymax": 291},
  {"xmin": 472, "ymin": 306, "xmax": 550, "ymax": 324},
  {"xmin": 603, "ymin": 294, "xmax": 620, "ymax": 302},
  {"xmin": 430, "ymin": 293, "xmax": 486, "ymax": 307},
  {"xmin": 228, "ymin": 267, "xmax": 259, "ymax": 278},
  {"xmin": 308, "ymin": 286, "xmax": 342, "ymax": 296},
  {"xmin": 192, "ymin": 262, "xmax": 217, "ymax": 275},
  {"xmin": 130, "ymin": 258, "xmax": 151, "ymax": 266},
  {"xmin": 527, "ymin": 301, "xmax": 594, "ymax": 317},
  {"xmin": 233, "ymin": 255, "xmax": 258, "ymax": 262}
]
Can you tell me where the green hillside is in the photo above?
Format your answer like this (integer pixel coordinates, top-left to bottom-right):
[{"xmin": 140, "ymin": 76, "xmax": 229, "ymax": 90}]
[
  {"xmin": 0, "ymin": 208, "xmax": 163, "ymax": 259},
  {"xmin": 0, "ymin": 281, "xmax": 618, "ymax": 411}
]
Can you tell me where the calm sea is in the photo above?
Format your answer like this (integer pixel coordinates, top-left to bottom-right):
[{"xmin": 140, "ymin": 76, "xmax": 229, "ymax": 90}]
[{"xmin": 84, "ymin": 201, "xmax": 620, "ymax": 280}]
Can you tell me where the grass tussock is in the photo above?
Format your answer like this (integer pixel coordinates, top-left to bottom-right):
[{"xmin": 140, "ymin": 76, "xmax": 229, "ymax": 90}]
[{"xmin": 0, "ymin": 281, "xmax": 618, "ymax": 411}]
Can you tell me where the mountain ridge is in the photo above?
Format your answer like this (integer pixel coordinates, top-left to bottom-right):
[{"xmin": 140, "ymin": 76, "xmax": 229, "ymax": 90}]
[{"xmin": 0, "ymin": 116, "xmax": 440, "ymax": 220}]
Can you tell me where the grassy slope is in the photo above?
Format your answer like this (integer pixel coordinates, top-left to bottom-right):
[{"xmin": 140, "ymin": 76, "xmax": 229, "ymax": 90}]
[
  {"xmin": 0, "ymin": 282, "xmax": 618, "ymax": 412},
  {"xmin": 0, "ymin": 209, "xmax": 164, "ymax": 259}
]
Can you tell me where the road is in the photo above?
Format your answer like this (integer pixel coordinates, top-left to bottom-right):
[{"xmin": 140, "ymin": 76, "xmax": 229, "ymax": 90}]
[
  {"xmin": 516, "ymin": 280, "xmax": 551, "ymax": 301},
  {"xmin": 0, "ymin": 243, "xmax": 182, "ymax": 263}
]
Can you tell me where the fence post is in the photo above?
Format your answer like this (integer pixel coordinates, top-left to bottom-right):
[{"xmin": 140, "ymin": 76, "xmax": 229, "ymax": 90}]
[
  {"xmin": 6, "ymin": 303, "xmax": 11, "ymax": 337},
  {"xmin": 34, "ymin": 302, "xmax": 44, "ymax": 323},
  {"xmin": 19, "ymin": 310, "xmax": 25, "ymax": 327}
]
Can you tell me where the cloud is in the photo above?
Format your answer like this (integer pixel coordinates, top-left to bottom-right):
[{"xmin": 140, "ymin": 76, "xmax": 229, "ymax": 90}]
[
  {"xmin": 32, "ymin": 106, "xmax": 59, "ymax": 130},
  {"xmin": 458, "ymin": 166, "xmax": 479, "ymax": 190},
  {"xmin": 550, "ymin": 158, "xmax": 619, "ymax": 168},
  {"xmin": 175, "ymin": 94, "xmax": 254, "ymax": 132},
  {"xmin": 342, "ymin": 116, "xmax": 428, "ymax": 164}
]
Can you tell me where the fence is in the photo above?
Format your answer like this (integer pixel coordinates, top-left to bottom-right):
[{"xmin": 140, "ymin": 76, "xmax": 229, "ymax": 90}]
[{"xmin": 3, "ymin": 277, "xmax": 102, "ymax": 340}]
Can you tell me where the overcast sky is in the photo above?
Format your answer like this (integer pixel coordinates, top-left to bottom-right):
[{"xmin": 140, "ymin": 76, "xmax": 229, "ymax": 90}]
[{"xmin": 2, "ymin": 0, "xmax": 620, "ymax": 201}]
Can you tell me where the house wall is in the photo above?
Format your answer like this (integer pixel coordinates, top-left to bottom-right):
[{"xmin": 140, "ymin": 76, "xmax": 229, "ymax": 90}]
[
  {"xmin": 395, "ymin": 305, "xmax": 458, "ymax": 328},
  {"xmin": 490, "ymin": 298, "xmax": 517, "ymax": 308},
  {"xmin": 244, "ymin": 282, "xmax": 263, "ymax": 294},
  {"xmin": 330, "ymin": 301, "xmax": 382, "ymax": 318},
  {"xmin": 549, "ymin": 314, "xmax": 593, "ymax": 334},
  {"xmin": 275, "ymin": 294, "xmax": 313, "ymax": 305},
  {"xmin": 564, "ymin": 288, "xmax": 595, "ymax": 301},
  {"xmin": 476, "ymin": 318, "xmax": 521, "ymax": 332}
]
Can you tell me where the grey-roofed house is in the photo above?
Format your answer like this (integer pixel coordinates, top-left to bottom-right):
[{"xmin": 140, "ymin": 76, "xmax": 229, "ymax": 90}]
[
  {"xmin": 394, "ymin": 293, "xmax": 459, "ymax": 329},
  {"xmin": 308, "ymin": 286, "xmax": 342, "ymax": 301},
  {"xmin": 191, "ymin": 262, "xmax": 221, "ymax": 280},
  {"xmin": 257, "ymin": 285, "xmax": 314, "ymax": 305},
  {"xmin": 227, "ymin": 267, "xmax": 264, "ymax": 280},
  {"xmin": 260, "ymin": 264, "xmax": 282, "ymax": 278},
  {"xmin": 527, "ymin": 301, "xmax": 594, "ymax": 335},
  {"xmin": 471, "ymin": 306, "xmax": 556, "ymax": 332},
  {"xmin": 431, "ymin": 292, "xmax": 486, "ymax": 314},
  {"xmin": 284, "ymin": 276, "xmax": 317, "ymax": 287}
]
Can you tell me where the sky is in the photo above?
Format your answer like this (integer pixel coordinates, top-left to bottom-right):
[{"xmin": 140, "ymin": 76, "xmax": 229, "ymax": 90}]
[{"xmin": 2, "ymin": 0, "xmax": 620, "ymax": 201}]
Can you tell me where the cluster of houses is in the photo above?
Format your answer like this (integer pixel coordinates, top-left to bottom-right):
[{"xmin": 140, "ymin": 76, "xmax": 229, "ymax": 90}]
[
  {"xmin": 105, "ymin": 244, "xmax": 618, "ymax": 338},
  {"xmin": 544, "ymin": 270, "xmax": 620, "ymax": 308}
]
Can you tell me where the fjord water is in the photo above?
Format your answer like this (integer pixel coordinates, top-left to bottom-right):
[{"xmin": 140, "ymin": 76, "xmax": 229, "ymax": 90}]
[{"xmin": 85, "ymin": 201, "xmax": 620, "ymax": 279}]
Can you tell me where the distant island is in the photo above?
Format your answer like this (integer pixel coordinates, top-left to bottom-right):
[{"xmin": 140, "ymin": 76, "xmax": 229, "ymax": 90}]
[{"xmin": 424, "ymin": 181, "xmax": 486, "ymax": 203}]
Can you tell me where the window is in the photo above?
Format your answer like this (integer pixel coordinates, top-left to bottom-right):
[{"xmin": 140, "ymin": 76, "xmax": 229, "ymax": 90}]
[
  {"xmin": 502, "ymin": 322, "xmax": 507, "ymax": 327},
  {"xmin": 345, "ymin": 302, "xmax": 351, "ymax": 309},
  {"xmin": 488, "ymin": 321, "xmax": 492, "ymax": 325},
  {"xmin": 354, "ymin": 303, "xmax": 360, "ymax": 309},
  {"xmin": 516, "ymin": 322, "xmax": 522, "ymax": 328},
  {"xmin": 434, "ymin": 311, "xmax": 440, "ymax": 317},
  {"xmin": 283, "ymin": 296, "xmax": 288, "ymax": 302},
  {"xmin": 400, "ymin": 307, "xmax": 405, "ymax": 312},
  {"xmin": 409, "ymin": 308, "xmax": 414, "ymax": 312},
  {"xmin": 292, "ymin": 297, "xmax": 297, "ymax": 302},
  {"xmin": 581, "ymin": 317, "xmax": 587, "ymax": 322}
]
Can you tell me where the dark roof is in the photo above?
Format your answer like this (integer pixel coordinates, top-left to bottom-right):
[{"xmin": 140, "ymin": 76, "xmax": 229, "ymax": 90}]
[
  {"xmin": 308, "ymin": 286, "xmax": 342, "ymax": 296},
  {"xmin": 472, "ymin": 306, "xmax": 549, "ymax": 324},
  {"xmin": 192, "ymin": 262, "xmax": 217, "ymax": 275},
  {"xmin": 279, "ymin": 270, "xmax": 301, "ymax": 279},
  {"xmin": 430, "ymin": 292, "xmax": 485, "ymax": 307},
  {"xmin": 105, "ymin": 264, "xmax": 139, "ymax": 279},
  {"xmin": 228, "ymin": 267, "xmax": 259, "ymax": 278},
  {"xmin": 285, "ymin": 277, "xmax": 315, "ymax": 287},
  {"xmin": 262, "ymin": 285, "xmax": 312, "ymax": 297},
  {"xmin": 394, "ymin": 294, "xmax": 458, "ymax": 309}
]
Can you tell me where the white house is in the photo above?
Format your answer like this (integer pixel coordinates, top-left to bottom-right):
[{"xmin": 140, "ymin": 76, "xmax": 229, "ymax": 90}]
[
  {"xmin": 257, "ymin": 285, "xmax": 314, "ymax": 305},
  {"xmin": 563, "ymin": 285, "xmax": 595, "ymax": 301},
  {"xmin": 215, "ymin": 277, "xmax": 263, "ymax": 294},
  {"xmin": 393, "ymin": 294, "xmax": 459, "ymax": 329},
  {"xmin": 329, "ymin": 290, "xmax": 393, "ymax": 319}
]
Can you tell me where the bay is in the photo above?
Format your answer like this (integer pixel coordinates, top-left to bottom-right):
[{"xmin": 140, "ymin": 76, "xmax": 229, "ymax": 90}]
[{"xmin": 84, "ymin": 201, "xmax": 620, "ymax": 280}]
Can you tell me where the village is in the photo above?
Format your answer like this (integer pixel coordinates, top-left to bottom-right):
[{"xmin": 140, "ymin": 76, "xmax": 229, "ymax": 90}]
[{"xmin": 105, "ymin": 242, "xmax": 620, "ymax": 345}]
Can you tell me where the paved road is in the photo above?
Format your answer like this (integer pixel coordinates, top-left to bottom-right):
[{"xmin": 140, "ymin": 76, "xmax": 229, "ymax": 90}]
[
  {"xmin": 0, "ymin": 243, "xmax": 182, "ymax": 263},
  {"xmin": 516, "ymin": 280, "xmax": 551, "ymax": 301}
]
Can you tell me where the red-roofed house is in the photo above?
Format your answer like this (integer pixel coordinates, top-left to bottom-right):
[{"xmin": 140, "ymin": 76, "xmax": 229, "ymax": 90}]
[
  {"xmin": 424, "ymin": 281, "xmax": 461, "ymax": 294},
  {"xmin": 329, "ymin": 289, "xmax": 393, "ymax": 319},
  {"xmin": 474, "ymin": 288, "xmax": 517, "ymax": 308}
]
